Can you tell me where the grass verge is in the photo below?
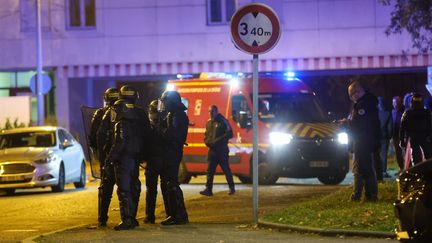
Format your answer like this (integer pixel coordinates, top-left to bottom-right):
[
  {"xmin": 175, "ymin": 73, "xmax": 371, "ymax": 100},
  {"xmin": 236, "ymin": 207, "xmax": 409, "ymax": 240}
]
[{"xmin": 262, "ymin": 182, "xmax": 397, "ymax": 233}]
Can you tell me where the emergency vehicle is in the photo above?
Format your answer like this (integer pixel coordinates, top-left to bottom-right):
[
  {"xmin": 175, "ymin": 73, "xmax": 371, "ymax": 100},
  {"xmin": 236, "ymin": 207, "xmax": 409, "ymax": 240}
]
[{"xmin": 172, "ymin": 73, "xmax": 349, "ymax": 185}]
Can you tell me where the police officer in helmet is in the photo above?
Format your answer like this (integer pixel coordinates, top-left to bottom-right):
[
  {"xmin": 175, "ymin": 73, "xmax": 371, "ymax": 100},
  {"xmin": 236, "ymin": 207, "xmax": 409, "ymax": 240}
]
[
  {"xmin": 107, "ymin": 98, "xmax": 146, "ymax": 230},
  {"xmin": 89, "ymin": 87, "xmax": 119, "ymax": 227},
  {"xmin": 156, "ymin": 90, "xmax": 189, "ymax": 225},
  {"xmin": 116, "ymin": 85, "xmax": 150, "ymax": 228},
  {"xmin": 143, "ymin": 100, "xmax": 170, "ymax": 224},
  {"xmin": 400, "ymin": 93, "xmax": 432, "ymax": 165}
]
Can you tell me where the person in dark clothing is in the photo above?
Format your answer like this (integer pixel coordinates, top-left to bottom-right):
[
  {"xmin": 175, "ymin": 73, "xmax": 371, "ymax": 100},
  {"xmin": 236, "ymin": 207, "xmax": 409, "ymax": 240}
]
[
  {"xmin": 88, "ymin": 87, "xmax": 119, "ymax": 227},
  {"xmin": 143, "ymin": 100, "xmax": 169, "ymax": 224},
  {"xmin": 400, "ymin": 93, "xmax": 432, "ymax": 166},
  {"xmin": 117, "ymin": 85, "xmax": 150, "ymax": 227},
  {"xmin": 200, "ymin": 105, "xmax": 235, "ymax": 196},
  {"xmin": 346, "ymin": 81, "xmax": 380, "ymax": 202},
  {"xmin": 377, "ymin": 97, "xmax": 393, "ymax": 179},
  {"xmin": 392, "ymin": 96, "xmax": 405, "ymax": 171},
  {"xmin": 156, "ymin": 90, "xmax": 189, "ymax": 226},
  {"xmin": 107, "ymin": 99, "xmax": 146, "ymax": 230}
]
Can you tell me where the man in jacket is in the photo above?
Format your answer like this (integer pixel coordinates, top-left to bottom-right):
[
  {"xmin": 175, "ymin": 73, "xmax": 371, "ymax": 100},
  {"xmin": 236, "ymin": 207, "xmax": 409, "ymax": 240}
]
[
  {"xmin": 200, "ymin": 105, "xmax": 235, "ymax": 196},
  {"xmin": 347, "ymin": 81, "xmax": 380, "ymax": 202}
]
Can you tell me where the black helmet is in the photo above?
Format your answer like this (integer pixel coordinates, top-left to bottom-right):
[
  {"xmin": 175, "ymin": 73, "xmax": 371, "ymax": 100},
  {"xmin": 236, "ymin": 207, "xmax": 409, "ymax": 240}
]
[
  {"xmin": 112, "ymin": 99, "xmax": 137, "ymax": 121},
  {"xmin": 411, "ymin": 93, "xmax": 424, "ymax": 110},
  {"xmin": 149, "ymin": 99, "xmax": 158, "ymax": 113},
  {"xmin": 103, "ymin": 88, "xmax": 119, "ymax": 105},
  {"xmin": 159, "ymin": 90, "xmax": 185, "ymax": 112},
  {"xmin": 119, "ymin": 85, "xmax": 139, "ymax": 103}
]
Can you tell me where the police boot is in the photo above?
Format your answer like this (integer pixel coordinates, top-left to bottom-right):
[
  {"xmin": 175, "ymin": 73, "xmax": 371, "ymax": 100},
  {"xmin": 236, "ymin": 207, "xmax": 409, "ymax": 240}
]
[
  {"xmin": 144, "ymin": 190, "xmax": 156, "ymax": 224},
  {"xmin": 161, "ymin": 181, "xmax": 171, "ymax": 218},
  {"xmin": 98, "ymin": 188, "xmax": 109, "ymax": 227},
  {"xmin": 130, "ymin": 197, "xmax": 140, "ymax": 227},
  {"xmin": 161, "ymin": 185, "xmax": 188, "ymax": 226},
  {"xmin": 114, "ymin": 192, "xmax": 134, "ymax": 231}
]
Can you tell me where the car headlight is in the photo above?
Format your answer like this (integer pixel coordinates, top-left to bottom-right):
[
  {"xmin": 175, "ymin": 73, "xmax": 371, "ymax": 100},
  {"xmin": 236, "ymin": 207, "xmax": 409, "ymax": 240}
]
[
  {"xmin": 337, "ymin": 132, "xmax": 349, "ymax": 145},
  {"xmin": 269, "ymin": 132, "xmax": 293, "ymax": 145},
  {"xmin": 34, "ymin": 153, "xmax": 59, "ymax": 164}
]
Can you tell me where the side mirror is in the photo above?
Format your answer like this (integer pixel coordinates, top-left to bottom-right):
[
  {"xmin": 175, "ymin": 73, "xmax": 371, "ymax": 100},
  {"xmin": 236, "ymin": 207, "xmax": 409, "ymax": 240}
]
[{"xmin": 238, "ymin": 112, "xmax": 252, "ymax": 129}]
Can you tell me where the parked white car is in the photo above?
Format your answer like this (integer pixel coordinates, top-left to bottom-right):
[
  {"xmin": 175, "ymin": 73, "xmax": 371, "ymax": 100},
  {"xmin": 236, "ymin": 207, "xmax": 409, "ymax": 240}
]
[{"xmin": 0, "ymin": 126, "xmax": 86, "ymax": 195}]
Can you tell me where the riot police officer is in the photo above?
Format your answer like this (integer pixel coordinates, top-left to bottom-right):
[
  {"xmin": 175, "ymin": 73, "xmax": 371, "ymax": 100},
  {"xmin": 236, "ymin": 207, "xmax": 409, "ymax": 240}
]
[
  {"xmin": 117, "ymin": 85, "xmax": 151, "ymax": 227},
  {"xmin": 400, "ymin": 93, "xmax": 432, "ymax": 165},
  {"xmin": 107, "ymin": 99, "xmax": 146, "ymax": 230},
  {"xmin": 156, "ymin": 91, "xmax": 189, "ymax": 225},
  {"xmin": 144, "ymin": 100, "xmax": 169, "ymax": 224},
  {"xmin": 88, "ymin": 87, "xmax": 119, "ymax": 227}
]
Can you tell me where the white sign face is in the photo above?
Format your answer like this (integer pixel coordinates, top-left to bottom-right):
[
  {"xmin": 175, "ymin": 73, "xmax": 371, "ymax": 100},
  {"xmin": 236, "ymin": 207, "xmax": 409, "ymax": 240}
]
[
  {"xmin": 237, "ymin": 12, "xmax": 273, "ymax": 47},
  {"xmin": 230, "ymin": 3, "xmax": 280, "ymax": 54}
]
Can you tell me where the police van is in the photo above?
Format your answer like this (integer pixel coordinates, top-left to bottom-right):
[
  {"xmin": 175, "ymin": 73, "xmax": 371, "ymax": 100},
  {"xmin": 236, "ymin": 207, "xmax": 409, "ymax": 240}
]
[{"xmin": 172, "ymin": 72, "xmax": 349, "ymax": 185}]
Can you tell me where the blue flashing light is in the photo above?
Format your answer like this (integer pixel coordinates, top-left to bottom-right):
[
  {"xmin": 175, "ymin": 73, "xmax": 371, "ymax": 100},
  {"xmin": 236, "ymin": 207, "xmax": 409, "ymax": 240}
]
[{"xmin": 285, "ymin": 71, "xmax": 296, "ymax": 78}]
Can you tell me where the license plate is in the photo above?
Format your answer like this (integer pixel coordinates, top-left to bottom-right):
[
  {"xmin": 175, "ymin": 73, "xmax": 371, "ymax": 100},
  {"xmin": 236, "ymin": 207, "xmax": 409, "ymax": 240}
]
[
  {"xmin": 0, "ymin": 175, "xmax": 26, "ymax": 182},
  {"xmin": 309, "ymin": 161, "xmax": 329, "ymax": 168}
]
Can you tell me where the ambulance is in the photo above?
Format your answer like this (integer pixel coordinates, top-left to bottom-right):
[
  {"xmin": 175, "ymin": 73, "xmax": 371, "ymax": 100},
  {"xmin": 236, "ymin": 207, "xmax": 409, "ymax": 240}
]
[{"xmin": 171, "ymin": 72, "xmax": 349, "ymax": 185}]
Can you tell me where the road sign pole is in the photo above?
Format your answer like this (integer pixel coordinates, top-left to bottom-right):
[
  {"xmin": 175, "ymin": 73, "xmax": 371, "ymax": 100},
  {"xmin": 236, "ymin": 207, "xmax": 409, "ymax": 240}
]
[
  {"xmin": 252, "ymin": 54, "xmax": 259, "ymax": 224},
  {"xmin": 36, "ymin": 0, "xmax": 44, "ymax": 126},
  {"xmin": 230, "ymin": 2, "xmax": 280, "ymax": 226}
]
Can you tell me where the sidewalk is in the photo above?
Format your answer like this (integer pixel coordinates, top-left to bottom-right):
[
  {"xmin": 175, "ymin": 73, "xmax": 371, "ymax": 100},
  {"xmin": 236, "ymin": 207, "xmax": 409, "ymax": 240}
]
[{"xmin": 24, "ymin": 185, "xmax": 396, "ymax": 243}]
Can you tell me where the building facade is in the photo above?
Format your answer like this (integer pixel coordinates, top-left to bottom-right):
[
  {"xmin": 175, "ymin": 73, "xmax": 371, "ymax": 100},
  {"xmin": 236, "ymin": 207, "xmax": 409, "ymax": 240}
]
[{"xmin": 0, "ymin": 0, "xmax": 430, "ymax": 138}]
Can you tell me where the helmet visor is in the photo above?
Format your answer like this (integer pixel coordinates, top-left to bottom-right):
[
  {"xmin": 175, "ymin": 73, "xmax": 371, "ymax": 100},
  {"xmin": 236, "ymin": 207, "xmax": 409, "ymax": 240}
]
[{"xmin": 157, "ymin": 99, "xmax": 165, "ymax": 112}]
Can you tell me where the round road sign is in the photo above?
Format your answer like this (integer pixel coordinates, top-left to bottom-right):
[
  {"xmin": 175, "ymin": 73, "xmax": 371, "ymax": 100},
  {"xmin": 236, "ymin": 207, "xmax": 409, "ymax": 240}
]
[
  {"xmin": 30, "ymin": 73, "xmax": 52, "ymax": 95},
  {"xmin": 230, "ymin": 3, "xmax": 281, "ymax": 55}
]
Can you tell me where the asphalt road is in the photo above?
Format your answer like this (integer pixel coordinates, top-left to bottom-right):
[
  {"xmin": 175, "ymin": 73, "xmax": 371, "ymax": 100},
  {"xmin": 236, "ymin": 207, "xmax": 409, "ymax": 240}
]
[{"xmin": 0, "ymin": 170, "xmax": 397, "ymax": 243}]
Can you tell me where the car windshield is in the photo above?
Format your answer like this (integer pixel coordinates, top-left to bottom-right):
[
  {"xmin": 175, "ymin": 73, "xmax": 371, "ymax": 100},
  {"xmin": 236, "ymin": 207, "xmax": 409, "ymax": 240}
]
[
  {"xmin": 257, "ymin": 93, "xmax": 328, "ymax": 123},
  {"xmin": 0, "ymin": 131, "xmax": 56, "ymax": 149}
]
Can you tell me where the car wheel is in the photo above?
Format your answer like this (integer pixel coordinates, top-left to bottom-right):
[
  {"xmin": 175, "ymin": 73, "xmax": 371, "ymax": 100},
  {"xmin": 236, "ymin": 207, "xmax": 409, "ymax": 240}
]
[
  {"xmin": 318, "ymin": 172, "xmax": 346, "ymax": 185},
  {"xmin": 74, "ymin": 161, "xmax": 86, "ymax": 189},
  {"xmin": 178, "ymin": 162, "xmax": 191, "ymax": 184},
  {"xmin": 52, "ymin": 164, "xmax": 65, "ymax": 192},
  {"xmin": 258, "ymin": 161, "xmax": 278, "ymax": 185},
  {"xmin": 238, "ymin": 176, "xmax": 252, "ymax": 184}
]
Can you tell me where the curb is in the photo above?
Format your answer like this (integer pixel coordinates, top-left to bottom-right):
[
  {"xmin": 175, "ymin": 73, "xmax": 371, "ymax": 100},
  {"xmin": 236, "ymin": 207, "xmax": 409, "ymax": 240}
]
[
  {"xmin": 21, "ymin": 224, "xmax": 88, "ymax": 243},
  {"xmin": 257, "ymin": 220, "xmax": 396, "ymax": 239}
]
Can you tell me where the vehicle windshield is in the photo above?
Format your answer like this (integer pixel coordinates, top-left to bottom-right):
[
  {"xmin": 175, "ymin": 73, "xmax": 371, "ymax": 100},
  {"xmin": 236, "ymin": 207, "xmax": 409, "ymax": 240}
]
[
  {"xmin": 258, "ymin": 93, "xmax": 328, "ymax": 123},
  {"xmin": 0, "ymin": 131, "xmax": 56, "ymax": 149}
]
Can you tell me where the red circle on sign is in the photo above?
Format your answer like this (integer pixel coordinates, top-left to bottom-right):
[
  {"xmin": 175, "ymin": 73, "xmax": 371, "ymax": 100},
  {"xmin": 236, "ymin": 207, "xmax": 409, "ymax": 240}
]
[{"xmin": 230, "ymin": 3, "xmax": 281, "ymax": 55}]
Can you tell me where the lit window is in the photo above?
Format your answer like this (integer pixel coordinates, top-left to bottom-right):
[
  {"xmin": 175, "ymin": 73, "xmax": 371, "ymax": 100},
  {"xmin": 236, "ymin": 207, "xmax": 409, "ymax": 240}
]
[
  {"xmin": 66, "ymin": 0, "xmax": 96, "ymax": 29},
  {"xmin": 207, "ymin": 0, "xmax": 236, "ymax": 25}
]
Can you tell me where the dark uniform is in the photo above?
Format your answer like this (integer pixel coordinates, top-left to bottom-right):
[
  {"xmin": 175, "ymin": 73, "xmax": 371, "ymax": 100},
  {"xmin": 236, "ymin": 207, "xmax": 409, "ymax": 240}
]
[
  {"xmin": 144, "ymin": 100, "xmax": 169, "ymax": 224},
  {"xmin": 107, "ymin": 99, "xmax": 146, "ymax": 230},
  {"xmin": 88, "ymin": 87, "xmax": 119, "ymax": 227},
  {"xmin": 116, "ymin": 85, "xmax": 151, "ymax": 228},
  {"xmin": 201, "ymin": 112, "xmax": 235, "ymax": 196},
  {"xmin": 400, "ymin": 94, "xmax": 432, "ymax": 165},
  {"xmin": 157, "ymin": 91, "xmax": 189, "ymax": 225},
  {"xmin": 349, "ymin": 92, "xmax": 380, "ymax": 201}
]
